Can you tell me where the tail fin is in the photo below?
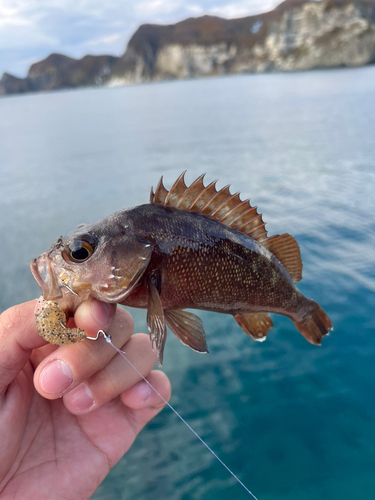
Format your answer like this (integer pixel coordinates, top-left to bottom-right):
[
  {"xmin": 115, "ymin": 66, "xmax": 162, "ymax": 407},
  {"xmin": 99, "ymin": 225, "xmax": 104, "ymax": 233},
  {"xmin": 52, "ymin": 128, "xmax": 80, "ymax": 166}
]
[{"xmin": 293, "ymin": 301, "xmax": 332, "ymax": 345}]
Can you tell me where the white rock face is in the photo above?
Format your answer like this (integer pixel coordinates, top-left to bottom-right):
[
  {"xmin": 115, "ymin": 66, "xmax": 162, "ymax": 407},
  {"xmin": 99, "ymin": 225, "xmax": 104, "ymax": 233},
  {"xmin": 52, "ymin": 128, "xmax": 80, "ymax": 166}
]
[
  {"xmin": 257, "ymin": 3, "xmax": 375, "ymax": 71},
  {"xmin": 154, "ymin": 43, "xmax": 238, "ymax": 79},
  {"xmin": 106, "ymin": 1, "xmax": 375, "ymax": 87}
]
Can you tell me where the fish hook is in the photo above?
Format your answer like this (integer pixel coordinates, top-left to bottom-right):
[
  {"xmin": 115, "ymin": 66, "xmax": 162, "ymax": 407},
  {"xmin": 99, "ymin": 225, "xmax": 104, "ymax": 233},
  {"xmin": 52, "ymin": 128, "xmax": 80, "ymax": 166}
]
[
  {"xmin": 60, "ymin": 284, "xmax": 79, "ymax": 297},
  {"xmin": 86, "ymin": 329, "xmax": 112, "ymax": 342}
]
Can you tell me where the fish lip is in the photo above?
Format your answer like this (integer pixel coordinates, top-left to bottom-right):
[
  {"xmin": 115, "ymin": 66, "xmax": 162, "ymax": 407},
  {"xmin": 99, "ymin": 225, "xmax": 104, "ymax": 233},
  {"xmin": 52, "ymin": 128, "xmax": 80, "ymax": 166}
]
[
  {"xmin": 29, "ymin": 254, "xmax": 63, "ymax": 300},
  {"xmin": 30, "ymin": 258, "xmax": 45, "ymax": 289}
]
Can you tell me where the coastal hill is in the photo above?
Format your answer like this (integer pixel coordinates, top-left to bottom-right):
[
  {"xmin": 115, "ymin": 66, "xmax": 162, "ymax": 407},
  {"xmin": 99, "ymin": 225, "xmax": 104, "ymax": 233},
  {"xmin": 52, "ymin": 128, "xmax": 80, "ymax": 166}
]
[
  {"xmin": 1, "ymin": 0, "xmax": 375, "ymax": 95},
  {"xmin": 0, "ymin": 54, "xmax": 119, "ymax": 95}
]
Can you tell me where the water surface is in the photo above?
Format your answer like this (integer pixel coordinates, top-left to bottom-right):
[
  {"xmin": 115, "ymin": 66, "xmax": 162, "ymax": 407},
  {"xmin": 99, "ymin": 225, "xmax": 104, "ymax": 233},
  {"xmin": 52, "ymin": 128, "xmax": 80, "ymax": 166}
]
[{"xmin": 1, "ymin": 67, "xmax": 374, "ymax": 499}]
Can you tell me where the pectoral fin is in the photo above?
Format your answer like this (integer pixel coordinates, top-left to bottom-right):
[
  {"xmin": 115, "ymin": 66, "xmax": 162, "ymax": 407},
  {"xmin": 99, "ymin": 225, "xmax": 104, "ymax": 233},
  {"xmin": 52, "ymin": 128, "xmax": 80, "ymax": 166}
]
[
  {"xmin": 234, "ymin": 312, "xmax": 273, "ymax": 342},
  {"xmin": 147, "ymin": 278, "xmax": 167, "ymax": 366},
  {"xmin": 165, "ymin": 309, "xmax": 208, "ymax": 353}
]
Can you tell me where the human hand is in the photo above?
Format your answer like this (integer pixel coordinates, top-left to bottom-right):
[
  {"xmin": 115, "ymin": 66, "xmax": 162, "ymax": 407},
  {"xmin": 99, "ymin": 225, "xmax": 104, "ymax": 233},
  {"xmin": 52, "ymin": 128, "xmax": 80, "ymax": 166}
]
[{"xmin": 0, "ymin": 299, "xmax": 171, "ymax": 499}]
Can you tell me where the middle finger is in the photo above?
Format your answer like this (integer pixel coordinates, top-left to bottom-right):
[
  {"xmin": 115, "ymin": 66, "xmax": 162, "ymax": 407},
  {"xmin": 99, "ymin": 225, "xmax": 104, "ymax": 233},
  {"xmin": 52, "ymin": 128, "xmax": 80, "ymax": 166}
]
[{"xmin": 63, "ymin": 333, "xmax": 157, "ymax": 414}]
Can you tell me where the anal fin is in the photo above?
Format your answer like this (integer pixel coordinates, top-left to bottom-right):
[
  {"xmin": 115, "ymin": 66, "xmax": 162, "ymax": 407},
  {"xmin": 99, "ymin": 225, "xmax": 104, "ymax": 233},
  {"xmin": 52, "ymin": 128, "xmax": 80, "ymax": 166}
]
[
  {"xmin": 234, "ymin": 312, "xmax": 273, "ymax": 342},
  {"xmin": 165, "ymin": 309, "xmax": 209, "ymax": 353},
  {"xmin": 147, "ymin": 279, "xmax": 167, "ymax": 366}
]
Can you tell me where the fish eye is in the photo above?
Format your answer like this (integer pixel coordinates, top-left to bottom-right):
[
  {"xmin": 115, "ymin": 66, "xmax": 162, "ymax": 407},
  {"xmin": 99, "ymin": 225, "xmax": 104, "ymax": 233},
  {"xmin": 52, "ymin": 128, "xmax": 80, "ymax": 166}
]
[{"xmin": 64, "ymin": 237, "xmax": 95, "ymax": 263}]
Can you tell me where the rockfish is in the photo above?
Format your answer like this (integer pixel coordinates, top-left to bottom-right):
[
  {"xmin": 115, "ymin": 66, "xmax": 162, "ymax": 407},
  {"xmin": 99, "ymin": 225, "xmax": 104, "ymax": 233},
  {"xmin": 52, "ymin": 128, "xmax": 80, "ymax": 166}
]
[{"xmin": 30, "ymin": 173, "xmax": 332, "ymax": 364}]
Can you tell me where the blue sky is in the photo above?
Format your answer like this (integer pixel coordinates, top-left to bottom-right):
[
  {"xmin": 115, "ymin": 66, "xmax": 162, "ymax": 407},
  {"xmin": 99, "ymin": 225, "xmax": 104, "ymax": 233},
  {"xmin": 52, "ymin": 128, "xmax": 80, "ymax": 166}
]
[{"xmin": 0, "ymin": 0, "xmax": 279, "ymax": 78}]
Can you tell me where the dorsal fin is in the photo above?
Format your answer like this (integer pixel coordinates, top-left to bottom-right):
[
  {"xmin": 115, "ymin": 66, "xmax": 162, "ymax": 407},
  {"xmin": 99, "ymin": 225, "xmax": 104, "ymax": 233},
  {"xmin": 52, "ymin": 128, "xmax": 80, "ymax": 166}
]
[
  {"xmin": 266, "ymin": 234, "xmax": 303, "ymax": 283},
  {"xmin": 150, "ymin": 172, "xmax": 269, "ymax": 244},
  {"xmin": 165, "ymin": 171, "xmax": 188, "ymax": 207},
  {"xmin": 150, "ymin": 176, "xmax": 169, "ymax": 204}
]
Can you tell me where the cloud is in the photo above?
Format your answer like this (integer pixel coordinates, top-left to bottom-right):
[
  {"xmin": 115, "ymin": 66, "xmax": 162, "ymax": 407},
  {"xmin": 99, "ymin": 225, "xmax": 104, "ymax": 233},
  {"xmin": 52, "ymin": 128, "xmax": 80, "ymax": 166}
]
[
  {"xmin": 0, "ymin": 19, "xmax": 59, "ymax": 50},
  {"xmin": 185, "ymin": 4, "xmax": 205, "ymax": 15},
  {"xmin": 209, "ymin": 0, "xmax": 278, "ymax": 18},
  {"xmin": 84, "ymin": 33, "xmax": 122, "ymax": 47},
  {"xmin": 134, "ymin": 0, "xmax": 181, "ymax": 17}
]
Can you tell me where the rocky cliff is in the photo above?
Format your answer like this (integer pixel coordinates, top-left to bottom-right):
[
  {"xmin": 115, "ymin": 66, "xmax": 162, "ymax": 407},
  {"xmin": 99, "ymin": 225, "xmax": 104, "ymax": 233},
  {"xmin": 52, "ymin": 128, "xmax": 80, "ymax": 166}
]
[
  {"xmin": 107, "ymin": 0, "xmax": 375, "ymax": 86},
  {"xmin": 1, "ymin": 0, "xmax": 375, "ymax": 96},
  {"xmin": 0, "ymin": 53, "xmax": 119, "ymax": 96}
]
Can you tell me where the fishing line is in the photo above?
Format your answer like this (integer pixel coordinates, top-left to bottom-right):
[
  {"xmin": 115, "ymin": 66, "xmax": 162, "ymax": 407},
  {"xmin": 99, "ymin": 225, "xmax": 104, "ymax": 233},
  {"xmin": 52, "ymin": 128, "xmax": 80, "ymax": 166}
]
[{"xmin": 97, "ymin": 330, "xmax": 259, "ymax": 500}]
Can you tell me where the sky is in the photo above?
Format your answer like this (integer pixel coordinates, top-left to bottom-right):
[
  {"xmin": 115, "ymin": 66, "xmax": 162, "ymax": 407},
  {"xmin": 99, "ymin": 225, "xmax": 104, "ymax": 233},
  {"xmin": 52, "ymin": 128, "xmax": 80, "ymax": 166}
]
[{"xmin": 0, "ymin": 0, "xmax": 280, "ymax": 79}]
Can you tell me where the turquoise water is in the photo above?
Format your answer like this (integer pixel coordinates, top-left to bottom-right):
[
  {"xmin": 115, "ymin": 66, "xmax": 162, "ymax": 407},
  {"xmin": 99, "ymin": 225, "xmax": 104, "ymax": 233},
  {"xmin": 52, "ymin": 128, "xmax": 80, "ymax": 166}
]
[{"xmin": 1, "ymin": 67, "xmax": 374, "ymax": 499}]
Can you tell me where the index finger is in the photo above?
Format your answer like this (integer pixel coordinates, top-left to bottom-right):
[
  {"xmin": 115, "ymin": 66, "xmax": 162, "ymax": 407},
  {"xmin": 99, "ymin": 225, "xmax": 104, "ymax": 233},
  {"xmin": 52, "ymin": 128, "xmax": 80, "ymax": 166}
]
[
  {"xmin": 0, "ymin": 300, "xmax": 46, "ymax": 394},
  {"xmin": 34, "ymin": 301, "xmax": 133, "ymax": 400}
]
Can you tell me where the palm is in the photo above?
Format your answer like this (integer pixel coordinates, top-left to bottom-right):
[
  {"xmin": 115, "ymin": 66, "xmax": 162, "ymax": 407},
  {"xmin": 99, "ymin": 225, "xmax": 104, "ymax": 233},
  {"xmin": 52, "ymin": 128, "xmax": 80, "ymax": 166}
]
[
  {"xmin": 0, "ymin": 301, "xmax": 170, "ymax": 500},
  {"xmin": 1, "ymin": 358, "xmax": 137, "ymax": 499}
]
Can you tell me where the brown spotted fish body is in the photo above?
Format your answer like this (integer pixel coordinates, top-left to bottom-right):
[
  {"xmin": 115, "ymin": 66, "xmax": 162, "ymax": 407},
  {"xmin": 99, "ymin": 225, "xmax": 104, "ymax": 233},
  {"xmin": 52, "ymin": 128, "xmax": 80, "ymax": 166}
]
[{"xmin": 30, "ymin": 173, "xmax": 332, "ymax": 364}]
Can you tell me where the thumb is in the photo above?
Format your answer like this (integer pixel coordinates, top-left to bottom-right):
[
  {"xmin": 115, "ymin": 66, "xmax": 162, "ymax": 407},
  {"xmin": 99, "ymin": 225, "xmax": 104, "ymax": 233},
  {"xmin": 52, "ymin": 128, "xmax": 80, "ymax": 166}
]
[{"xmin": 0, "ymin": 300, "xmax": 46, "ymax": 395}]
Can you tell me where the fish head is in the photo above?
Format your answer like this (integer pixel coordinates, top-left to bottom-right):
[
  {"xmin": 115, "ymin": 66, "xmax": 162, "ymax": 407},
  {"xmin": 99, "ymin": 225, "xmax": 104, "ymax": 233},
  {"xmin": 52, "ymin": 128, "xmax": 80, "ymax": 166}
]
[{"xmin": 30, "ymin": 219, "xmax": 153, "ymax": 304}]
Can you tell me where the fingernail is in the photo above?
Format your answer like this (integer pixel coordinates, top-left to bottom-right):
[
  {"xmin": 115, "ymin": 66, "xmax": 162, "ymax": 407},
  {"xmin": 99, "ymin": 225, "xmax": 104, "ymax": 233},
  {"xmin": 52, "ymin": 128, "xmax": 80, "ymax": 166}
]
[
  {"xmin": 91, "ymin": 300, "xmax": 114, "ymax": 328},
  {"xmin": 40, "ymin": 360, "xmax": 73, "ymax": 395},
  {"xmin": 65, "ymin": 383, "xmax": 94, "ymax": 413},
  {"xmin": 134, "ymin": 380, "xmax": 151, "ymax": 401}
]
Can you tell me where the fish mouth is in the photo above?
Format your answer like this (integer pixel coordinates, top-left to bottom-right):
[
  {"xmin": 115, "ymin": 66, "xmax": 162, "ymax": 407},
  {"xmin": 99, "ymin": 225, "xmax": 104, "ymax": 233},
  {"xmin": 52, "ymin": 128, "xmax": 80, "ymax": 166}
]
[{"xmin": 30, "ymin": 254, "xmax": 63, "ymax": 300}]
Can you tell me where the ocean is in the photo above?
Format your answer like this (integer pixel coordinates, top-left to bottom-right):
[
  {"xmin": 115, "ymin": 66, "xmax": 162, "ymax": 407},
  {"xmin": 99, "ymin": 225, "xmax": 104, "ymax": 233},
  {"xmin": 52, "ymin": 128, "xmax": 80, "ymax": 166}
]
[{"xmin": 0, "ymin": 66, "xmax": 374, "ymax": 500}]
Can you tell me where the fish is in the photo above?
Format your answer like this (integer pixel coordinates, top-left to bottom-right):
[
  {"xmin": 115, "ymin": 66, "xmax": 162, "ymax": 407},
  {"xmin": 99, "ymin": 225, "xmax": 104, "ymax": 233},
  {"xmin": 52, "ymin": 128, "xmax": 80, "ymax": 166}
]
[{"xmin": 30, "ymin": 172, "xmax": 332, "ymax": 364}]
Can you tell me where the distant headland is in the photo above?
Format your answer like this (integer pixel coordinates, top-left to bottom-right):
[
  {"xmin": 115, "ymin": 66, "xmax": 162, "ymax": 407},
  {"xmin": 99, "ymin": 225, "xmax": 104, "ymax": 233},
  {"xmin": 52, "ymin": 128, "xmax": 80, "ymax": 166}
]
[{"xmin": 1, "ymin": 0, "xmax": 375, "ymax": 96}]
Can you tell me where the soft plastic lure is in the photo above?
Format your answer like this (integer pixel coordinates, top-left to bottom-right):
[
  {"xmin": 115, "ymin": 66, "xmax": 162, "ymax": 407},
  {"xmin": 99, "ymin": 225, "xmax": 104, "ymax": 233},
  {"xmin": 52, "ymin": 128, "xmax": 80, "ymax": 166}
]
[{"xmin": 34, "ymin": 296, "xmax": 87, "ymax": 344}]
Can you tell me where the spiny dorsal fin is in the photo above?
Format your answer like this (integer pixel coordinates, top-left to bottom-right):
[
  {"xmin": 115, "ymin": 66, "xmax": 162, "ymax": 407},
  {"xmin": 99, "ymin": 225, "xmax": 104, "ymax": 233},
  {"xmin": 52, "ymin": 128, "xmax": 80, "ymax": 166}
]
[
  {"xmin": 165, "ymin": 171, "xmax": 188, "ymax": 207},
  {"xmin": 265, "ymin": 233, "xmax": 303, "ymax": 283},
  {"xmin": 150, "ymin": 172, "xmax": 268, "ymax": 244},
  {"xmin": 150, "ymin": 176, "xmax": 169, "ymax": 205}
]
